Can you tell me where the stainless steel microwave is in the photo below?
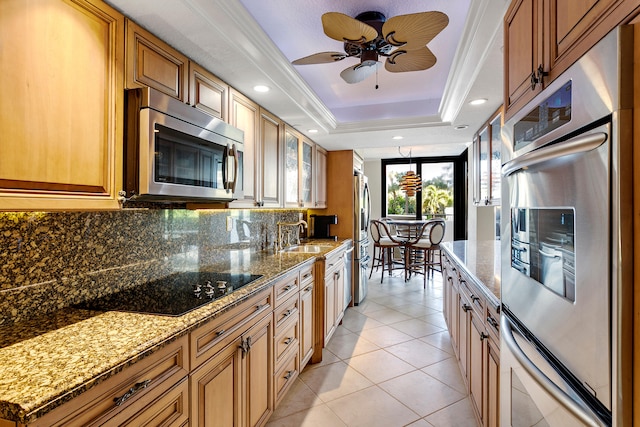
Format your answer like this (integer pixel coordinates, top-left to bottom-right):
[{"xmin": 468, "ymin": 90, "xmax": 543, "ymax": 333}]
[{"xmin": 124, "ymin": 87, "xmax": 244, "ymax": 202}]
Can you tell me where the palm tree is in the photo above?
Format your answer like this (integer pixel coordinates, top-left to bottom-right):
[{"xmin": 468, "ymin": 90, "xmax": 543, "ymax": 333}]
[{"xmin": 423, "ymin": 184, "xmax": 452, "ymax": 216}]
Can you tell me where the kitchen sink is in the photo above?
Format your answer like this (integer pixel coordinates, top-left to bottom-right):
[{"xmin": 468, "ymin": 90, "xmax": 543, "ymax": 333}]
[{"xmin": 281, "ymin": 245, "xmax": 333, "ymax": 253}]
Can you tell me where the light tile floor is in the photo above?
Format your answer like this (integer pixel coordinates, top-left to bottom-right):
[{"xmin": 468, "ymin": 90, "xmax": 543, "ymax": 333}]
[{"xmin": 266, "ymin": 268, "xmax": 479, "ymax": 427}]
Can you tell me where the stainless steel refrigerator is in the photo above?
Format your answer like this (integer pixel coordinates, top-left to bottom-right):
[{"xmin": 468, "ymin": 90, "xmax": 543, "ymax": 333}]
[{"xmin": 353, "ymin": 171, "xmax": 370, "ymax": 305}]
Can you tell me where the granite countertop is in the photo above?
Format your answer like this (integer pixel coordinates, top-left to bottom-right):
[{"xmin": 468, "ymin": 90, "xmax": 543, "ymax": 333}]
[
  {"xmin": 441, "ymin": 240, "xmax": 501, "ymax": 308},
  {"xmin": 0, "ymin": 239, "xmax": 350, "ymax": 424}
]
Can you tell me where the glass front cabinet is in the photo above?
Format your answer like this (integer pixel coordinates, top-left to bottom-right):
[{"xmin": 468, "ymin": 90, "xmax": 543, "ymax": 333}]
[
  {"xmin": 473, "ymin": 107, "xmax": 502, "ymax": 206},
  {"xmin": 284, "ymin": 126, "xmax": 315, "ymax": 208}
]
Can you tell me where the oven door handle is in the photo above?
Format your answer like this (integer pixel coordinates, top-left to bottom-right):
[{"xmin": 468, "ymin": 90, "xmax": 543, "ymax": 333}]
[
  {"xmin": 501, "ymin": 315, "xmax": 604, "ymax": 427},
  {"xmin": 502, "ymin": 132, "xmax": 607, "ymax": 177}
]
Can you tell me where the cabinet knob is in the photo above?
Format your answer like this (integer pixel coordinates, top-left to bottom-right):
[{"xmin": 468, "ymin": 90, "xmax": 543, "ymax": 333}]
[
  {"xmin": 480, "ymin": 332, "xmax": 490, "ymax": 341},
  {"xmin": 462, "ymin": 304, "xmax": 472, "ymax": 312}
]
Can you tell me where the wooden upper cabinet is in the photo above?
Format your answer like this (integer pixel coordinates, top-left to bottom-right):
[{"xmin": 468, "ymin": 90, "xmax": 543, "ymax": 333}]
[
  {"xmin": 0, "ymin": 0, "xmax": 125, "ymax": 210},
  {"xmin": 505, "ymin": 0, "xmax": 640, "ymax": 119},
  {"xmin": 125, "ymin": 19, "xmax": 188, "ymax": 101},
  {"xmin": 189, "ymin": 62, "xmax": 228, "ymax": 121},
  {"xmin": 259, "ymin": 108, "xmax": 283, "ymax": 208},
  {"xmin": 504, "ymin": 0, "xmax": 544, "ymax": 117},
  {"xmin": 314, "ymin": 146, "xmax": 327, "ymax": 209},
  {"xmin": 229, "ymin": 89, "xmax": 260, "ymax": 207}
]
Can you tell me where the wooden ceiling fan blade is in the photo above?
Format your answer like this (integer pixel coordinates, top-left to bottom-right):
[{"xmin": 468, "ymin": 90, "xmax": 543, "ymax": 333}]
[
  {"xmin": 385, "ymin": 47, "xmax": 436, "ymax": 73},
  {"xmin": 382, "ymin": 11, "xmax": 449, "ymax": 51},
  {"xmin": 292, "ymin": 52, "xmax": 348, "ymax": 65},
  {"xmin": 340, "ymin": 62, "xmax": 379, "ymax": 84},
  {"xmin": 322, "ymin": 12, "xmax": 378, "ymax": 44}
]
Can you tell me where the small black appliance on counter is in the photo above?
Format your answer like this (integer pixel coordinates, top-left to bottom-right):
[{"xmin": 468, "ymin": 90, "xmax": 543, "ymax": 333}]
[{"xmin": 310, "ymin": 214, "xmax": 338, "ymax": 240}]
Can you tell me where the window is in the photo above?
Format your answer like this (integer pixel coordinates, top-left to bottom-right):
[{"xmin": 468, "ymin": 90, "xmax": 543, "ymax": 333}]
[{"xmin": 381, "ymin": 152, "xmax": 467, "ymax": 240}]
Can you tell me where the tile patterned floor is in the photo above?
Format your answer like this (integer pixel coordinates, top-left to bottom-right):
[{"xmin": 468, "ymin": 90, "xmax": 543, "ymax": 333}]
[{"xmin": 266, "ymin": 269, "xmax": 480, "ymax": 427}]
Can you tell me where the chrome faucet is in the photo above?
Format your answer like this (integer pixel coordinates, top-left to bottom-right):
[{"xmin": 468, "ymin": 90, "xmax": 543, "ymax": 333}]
[{"xmin": 276, "ymin": 220, "xmax": 308, "ymax": 251}]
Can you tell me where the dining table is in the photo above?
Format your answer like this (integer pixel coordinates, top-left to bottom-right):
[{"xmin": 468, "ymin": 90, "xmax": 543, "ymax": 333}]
[{"xmin": 382, "ymin": 218, "xmax": 435, "ymax": 281}]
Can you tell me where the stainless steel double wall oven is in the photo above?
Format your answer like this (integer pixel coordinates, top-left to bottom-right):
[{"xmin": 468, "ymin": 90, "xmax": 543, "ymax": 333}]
[{"xmin": 500, "ymin": 27, "xmax": 634, "ymax": 426}]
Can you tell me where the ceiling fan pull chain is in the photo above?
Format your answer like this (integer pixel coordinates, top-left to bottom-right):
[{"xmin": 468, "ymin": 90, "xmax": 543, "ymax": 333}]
[{"xmin": 375, "ymin": 65, "xmax": 379, "ymax": 90}]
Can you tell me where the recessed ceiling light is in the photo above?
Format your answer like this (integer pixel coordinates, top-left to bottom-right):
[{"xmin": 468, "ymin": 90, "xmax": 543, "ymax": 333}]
[
  {"xmin": 392, "ymin": 136, "xmax": 403, "ymax": 140},
  {"xmin": 253, "ymin": 85, "xmax": 270, "ymax": 93},
  {"xmin": 308, "ymin": 129, "xmax": 318, "ymax": 134},
  {"xmin": 454, "ymin": 125, "xmax": 469, "ymax": 130},
  {"xmin": 469, "ymin": 98, "xmax": 487, "ymax": 106}
]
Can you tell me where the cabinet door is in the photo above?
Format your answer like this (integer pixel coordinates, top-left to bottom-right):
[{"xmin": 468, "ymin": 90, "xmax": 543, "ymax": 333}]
[
  {"xmin": 0, "ymin": 0, "xmax": 124, "ymax": 210},
  {"xmin": 457, "ymin": 292, "xmax": 470, "ymax": 380},
  {"xmin": 489, "ymin": 111, "xmax": 502, "ymax": 205},
  {"xmin": 334, "ymin": 262, "xmax": 345, "ymax": 326},
  {"xmin": 126, "ymin": 20, "xmax": 188, "ymax": 101},
  {"xmin": 300, "ymin": 139, "xmax": 314, "ymax": 207},
  {"xmin": 450, "ymin": 282, "xmax": 460, "ymax": 355},
  {"xmin": 189, "ymin": 61, "xmax": 228, "ymax": 120},
  {"xmin": 504, "ymin": 0, "xmax": 544, "ymax": 117},
  {"xmin": 284, "ymin": 129, "xmax": 300, "ymax": 207},
  {"xmin": 190, "ymin": 340, "xmax": 242, "ymax": 427},
  {"xmin": 487, "ymin": 338, "xmax": 500, "ymax": 427},
  {"xmin": 243, "ymin": 314, "xmax": 273, "ymax": 427},
  {"xmin": 300, "ymin": 283, "xmax": 314, "ymax": 368},
  {"xmin": 315, "ymin": 146, "xmax": 327, "ymax": 208},
  {"xmin": 469, "ymin": 313, "xmax": 485, "ymax": 424},
  {"xmin": 324, "ymin": 273, "xmax": 336, "ymax": 344},
  {"xmin": 259, "ymin": 109, "xmax": 282, "ymax": 208},
  {"xmin": 229, "ymin": 89, "xmax": 259, "ymax": 207},
  {"xmin": 478, "ymin": 125, "xmax": 490, "ymax": 205}
]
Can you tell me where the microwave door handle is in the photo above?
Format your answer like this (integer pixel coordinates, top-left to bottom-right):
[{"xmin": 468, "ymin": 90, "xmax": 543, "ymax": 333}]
[
  {"xmin": 502, "ymin": 132, "xmax": 607, "ymax": 177},
  {"xmin": 501, "ymin": 315, "xmax": 604, "ymax": 427}
]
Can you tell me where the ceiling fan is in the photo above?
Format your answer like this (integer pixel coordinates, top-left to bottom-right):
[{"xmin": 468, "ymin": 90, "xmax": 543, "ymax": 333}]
[{"xmin": 292, "ymin": 10, "xmax": 449, "ymax": 84}]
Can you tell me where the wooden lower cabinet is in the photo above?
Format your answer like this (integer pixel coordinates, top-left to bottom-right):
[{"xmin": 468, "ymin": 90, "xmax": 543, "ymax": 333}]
[
  {"xmin": 322, "ymin": 250, "xmax": 345, "ymax": 345},
  {"xmin": 442, "ymin": 252, "xmax": 499, "ymax": 427},
  {"xmin": 190, "ymin": 311, "xmax": 273, "ymax": 427},
  {"xmin": 299, "ymin": 276, "xmax": 314, "ymax": 368}
]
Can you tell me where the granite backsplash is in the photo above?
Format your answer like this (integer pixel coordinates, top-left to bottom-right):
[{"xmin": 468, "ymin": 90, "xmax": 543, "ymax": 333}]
[{"xmin": 0, "ymin": 208, "xmax": 304, "ymax": 325}]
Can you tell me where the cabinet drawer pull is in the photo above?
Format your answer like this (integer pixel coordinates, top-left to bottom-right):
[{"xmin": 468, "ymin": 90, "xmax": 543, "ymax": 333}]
[
  {"xmin": 487, "ymin": 316, "xmax": 499, "ymax": 329},
  {"xmin": 304, "ymin": 286, "xmax": 313, "ymax": 293},
  {"xmin": 284, "ymin": 370, "xmax": 295, "ymax": 380},
  {"xmin": 283, "ymin": 285, "xmax": 292, "ymax": 292},
  {"xmin": 284, "ymin": 337, "xmax": 293, "ymax": 345},
  {"xmin": 462, "ymin": 304, "xmax": 472, "ymax": 312},
  {"xmin": 256, "ymin": 304, "xmax": 267, "ymax": 312},
  {"xmin": 114, "ymin": 379, "xmax": 151, "ymax": 406},
  {"xmin": 302, "ymin": 272, "xmax": 312, "ymax": 279},
  {"xmin": 216, "ymin": 329, "xmax": 225, "ymax": 337},
  {"xmin": 471, "ymin": 294, "xmax": 481, "ymax": 303},
  {"xmin": 282, "ymin": 309, "xmax": 293, "ymax": 319},
  {"xmin": 480, "ymin": 332, "xmax": 490, "ymax": 341}
]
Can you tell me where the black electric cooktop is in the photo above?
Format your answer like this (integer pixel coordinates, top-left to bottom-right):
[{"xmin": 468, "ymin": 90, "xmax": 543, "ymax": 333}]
[{"xmin": 75, "ymin": 272, "xmax": 263, "ymax": 316}]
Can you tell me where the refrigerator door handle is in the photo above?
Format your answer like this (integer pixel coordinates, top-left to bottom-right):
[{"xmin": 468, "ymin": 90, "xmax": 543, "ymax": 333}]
[{"xmin": 501, "ymin": 315, "xmax": 604, "ymax": 427}]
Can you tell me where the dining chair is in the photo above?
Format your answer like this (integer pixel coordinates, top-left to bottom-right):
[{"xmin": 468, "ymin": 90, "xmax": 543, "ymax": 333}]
[
  {"xmin": 405, "ymin": 219, "xmax": 446, "ymax": 287},
  {"xmin": 369, "ymin": 219, "xmax": 406, "ymax": 283}
]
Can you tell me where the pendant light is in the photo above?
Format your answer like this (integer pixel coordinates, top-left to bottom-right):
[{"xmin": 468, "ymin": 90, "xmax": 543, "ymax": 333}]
[{"xmin": 399, "ymin": 147, "xmax": 421, "ymax": 196}]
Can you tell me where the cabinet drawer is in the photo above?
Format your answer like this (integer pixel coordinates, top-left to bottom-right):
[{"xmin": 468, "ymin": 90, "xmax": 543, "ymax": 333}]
[
  {"xmin": 485, "ymin": 303, "xmax": 501, "ymax": 344},
  {"xmin": 274, "ymin": 350, "xmax": 299, "ymax": 407},
  {"xmin": 107, "ymin": 377, "xmax": 189, "ymax": 427},
  {"xmin": 274, "ymin": 317, "xmax": 299, "ymax": 368},
  {"xmin": 190, "ymin": 288, "xmax": 273, "ymax": 369},
  {"xmin": 32, "ymin": 335, "xmax": 189, "ymax": 427},
  {"xmin": 274, "ymin": 272, "xmax": 300, "ymax": 307},
  {"xmin": 273, "ymin": 293, "xmax": 299, "ymax": 331},
  {"xmin": 300, "ymin": 264, "xmax": 314, "ymax": 286},
  {"xmin": 458, "ymin": 275, "xmax": 485, "ymax": 317}
]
